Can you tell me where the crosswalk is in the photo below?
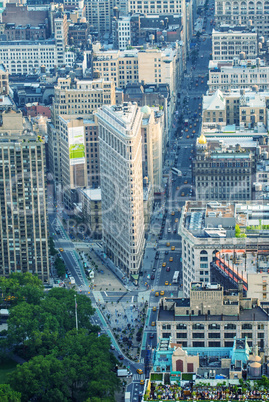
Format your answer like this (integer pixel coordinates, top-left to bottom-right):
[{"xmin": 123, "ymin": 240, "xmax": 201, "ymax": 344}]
[{"xmin": 133, "ymin": 374, "xmax": 145, "ymax": 381}]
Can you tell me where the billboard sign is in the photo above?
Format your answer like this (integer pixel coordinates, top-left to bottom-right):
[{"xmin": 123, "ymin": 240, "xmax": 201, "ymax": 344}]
[{"xmin": 68, "ymin": 126, "xmax": 85, "ymax": 166}]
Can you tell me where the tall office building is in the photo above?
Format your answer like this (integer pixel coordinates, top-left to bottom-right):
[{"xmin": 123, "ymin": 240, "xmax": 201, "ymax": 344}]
[
  {"xmin": 0, "ymin": 110, "xmax": 49, "ymax": 282},
  {"xmin": 96, "ymin": 103, "xmax": 145, "ymax": 280}
]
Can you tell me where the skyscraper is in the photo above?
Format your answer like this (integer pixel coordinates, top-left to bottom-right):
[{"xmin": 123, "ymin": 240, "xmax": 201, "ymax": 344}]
[
  {"xmin": 96, "ymin": 103, "xmax": 145, "ymax": 279},
  {"xmin": 0, "ymin": 110, "xmax": 49, "ymax": 282}
]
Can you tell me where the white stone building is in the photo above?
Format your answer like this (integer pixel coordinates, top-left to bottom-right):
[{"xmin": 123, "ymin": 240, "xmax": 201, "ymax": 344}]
[{"xmin": 96, "ymin": 103, "xmax": 145, "ymax": 280}]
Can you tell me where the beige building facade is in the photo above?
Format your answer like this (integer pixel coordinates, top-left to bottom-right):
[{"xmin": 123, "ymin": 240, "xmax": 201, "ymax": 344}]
[
  {"xmin": 52, "ymin": 77, "xmax": 116, "ymax": 129},
  {"xmin": 212, "ymin": 28, "xmax": 258, "ymax": 61},
  {"xmin": 157, "ymin": 284, "xmax": 269, "ymax": 355},
  {"xmin": 215, "ymin": 0, "xmax": 269, "ymax": 37},
  {"xmin": 208, "ymin": 59, "xmax": 269, "ymax": 93},
  {"xmin": 96, "ymin": 103, "xmax": 145, "ymax": 279}
]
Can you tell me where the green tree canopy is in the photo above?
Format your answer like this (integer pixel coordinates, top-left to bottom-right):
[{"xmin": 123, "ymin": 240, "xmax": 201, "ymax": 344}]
[
  {"xmin": 8, "ymin": 330, "xmax": 119, "ymax": 402},
  {"xmin": 7, "ymin": 288, "xmax": 98, "ymax": 359},
  {"xmin": 0, "ymin": 384, "xmax": 21, "ymax": 402}
]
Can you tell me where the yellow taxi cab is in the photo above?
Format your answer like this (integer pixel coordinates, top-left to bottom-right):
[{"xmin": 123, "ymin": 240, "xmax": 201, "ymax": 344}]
[
  {"xmin": 186, "ymin": 135, "xmax": 190, "ymax": 139},
  {"xmin": 176, "ymin": 186, "xmax": 180, "ymax": 190},
  {"xmin": 162, "ymin": 262, "xmax": 166, "ymax": 267},
  {"xmin": 181, "ymin": 192, "xmax": 185, "ymax": 197},
  {"xmin": 189, "ymin": 125, "xmax": 192, "ymax": 129},
  {"xmin": 151, "ymin": 321, "xmax": 156, "ymax": 327},
  {"xmin": 153, "ymin": 306, "xmax": 157, "ymax": 312},
  {"xmin": 137, "ymin": 369, "xmax": 143, "ymax": 374},
  {"xmin": 169, "ymin": 257, "xmax": 173, "ymax": 262},
  {"xmin": 171, "ymin": 246, "xmax": 175, "ymax": 251},
  {"xmin": 175, "ymin": 218, "xmax": 178, "ymax": 223},
  {"xmin": 184, "ymin": 180, "xmax": 188, "ymax": 184},
  {"xmin": 166, "ymin": 242, "xmax": 170, "ymax": 247},
  {"xmin": 165, "ymin": 281, "xmax": 169, "ymax": 286},
  {"xmin": 160, "ymin": 290, "xmax": 165, "ymax": 296},
  {"xmin": 140, "ymin": 379, "xmax": 145, "ymax": 385},
  {"xmin": 59, "ymin": 248, "xmax": 64, "ymax": 252},
  {"xmin": 171, "ymin": 211, "xmax": 175, "ymax": 216},
  {"xmin": 155, "ymin": 291, "xmax": 159, "ymax": 297}
]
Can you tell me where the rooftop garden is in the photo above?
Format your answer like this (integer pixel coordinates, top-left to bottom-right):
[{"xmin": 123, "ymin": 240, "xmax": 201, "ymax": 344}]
[{"xmin": 143, "ymin": 377, "xmax": 269, "ymax": 401}]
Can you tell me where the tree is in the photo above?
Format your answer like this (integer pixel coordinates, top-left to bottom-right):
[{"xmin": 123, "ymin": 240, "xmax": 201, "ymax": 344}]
[
  {"xmin": 54, "ymin": 257, "xmax": 66, "ymax": 278},
  {"xmin": 6, "ymin": 287, "xmax": 97, "ymax": 359},
  {"xmin": 49, "ymin": 237, "xmax": 58, "ymax": 256},
  {"xmin": 8, "ymin": 355, "xmax": 68, "ymax": 402},
  {"xmin": 0, "ymin": 384, "xmax": 21, "ymax": 402},
  {"xmin": 8, "ymin": 330, "xmax": 120, "ymax": 402},
  {"xmin": 0, "ymin": 273, "xmax": 43, "ymax": 307}
]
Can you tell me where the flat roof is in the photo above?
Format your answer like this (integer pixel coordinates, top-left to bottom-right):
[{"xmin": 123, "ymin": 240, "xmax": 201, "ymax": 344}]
[
  {"xmin": 159, "ymin": 306, "xmax": 268, "ymax": 322},
  {"xmin": 81, "ymin": 188, "xmax": 101, "ymax": 201}
]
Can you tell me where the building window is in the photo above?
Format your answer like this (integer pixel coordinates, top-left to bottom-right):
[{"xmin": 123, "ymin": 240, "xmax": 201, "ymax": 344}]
[
  {"xmin": 209, "ymin": 341, "xmax": 221, "ymax": 347},
  {"xmin": 224, "ymin": 323, "xmax": 236, "ymax": 330},
  {"xmin": 176, "ymin": 324, "xmax": 187, "ymax": 330},
  {"xmin": 192, "ymin": 324, "xmax": 204, "ymax": 330},
  {"xmin": 176, "ymin": 333, "xmax": 187, "ymax": 338},
  {"xmin": 208, "ymin": 333, "xmax": 220, "ymax": 338},
  {"xmin": 224, "ymin": 332, "xmax": 236, "ymax": 338},
  {"xmin": 193, "ymin": 333, "xmax": 204, "ymax": 339},
  {"xmin": 193, "ymin": 341, "xmax": 204, "ymax": 347},
  {"xmin": 242, "ymin": 324, "xmax": 252, "ymax": 330},
  {"xmin": 209, "ymin": 324, "xmax": 220, "ymax": 330}
]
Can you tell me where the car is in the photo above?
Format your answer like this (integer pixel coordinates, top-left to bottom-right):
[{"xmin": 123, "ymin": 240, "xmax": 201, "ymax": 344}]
[
  {"xmin": 59, "ymin": 248, "xmax": 64, "ymax": 252},
  {"xmin": 184, "ymin": 180, "xmax": 188, "ymax": 184},
  {"xmin": 166, "ymin": 266, "xmax": 170, "ymax": 272},
  {"xmin": 149, "ymin": 333, "xmax": 154, "ymax": 339},
  {"xmin": 165, "ymin": 281, "xmax": 169, "ymax": 286},
  {"xmin": 111, "ymin": 345, "xmax": 115, "ymax": 350},
  {"xmin": 169, "ymin": 257, "xmax": 173, "ymax": 262},
  {"xmin": 140, "ymin": 379, "xmax": 145, "ymax": 385},
  {"xmin": 171, "ymin": 211, "xmax": 175, "ymax": 216},
  {"xmin": 186, "ymin": 135, "xmax": 190, "ymax": 139},
  {"xmin": 175, "ymin": 218, "xmax": 178, "ymax": 223},
  {"xmin": 152, "ymin": 268, "xmax": 156, "ymax": 272},
  {"xmin": 151, "ymin": 322, "xmax": 156, "ymax": 327},
  {"xmin": 171, "ymin": 246, "xmax": 175, "ymax": 251},
  {"xmin": 155, "ymin": 255, "xmax": 159, "ymax": 260},
  {"xmin": 155, "ymin": 291, "xmax": 159, "ymax": 297},
  {"xmin": 152, "ymin": 306, "xmax": 157, "ymax": 312},
  {"xmin": 137, "ymin": 369, "xmax": 143, "ymax": 374},
  {"xmin": 160, "ymin": 290, "xmax": 165, "ymax": 296},
  {"xmin": 165, "ymin": 250, "xmax": 169, "ymax": 255},
  {"xmin": 151, "ymin": 274, "xmax": 155, "ymax": 280},
  {"xmin": 118, "ymin": 355, "xmax": 124, "ymax": 360},
  {"xmin": 162, "ymin": 262, "xmax": 167, "ymax": 267},
  {"xmin": 166, "ymin": 242, "xmax": 170, "ymax": 247},
  {"xmin": 176, "ymin": 186, "xmax": 180, "ymax": 190},
  {"xmin": 181, "ymin": 192, "xmax": 185, "ymax": 197}
]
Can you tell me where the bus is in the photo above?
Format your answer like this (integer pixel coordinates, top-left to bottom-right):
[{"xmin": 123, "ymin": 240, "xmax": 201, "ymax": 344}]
[
  {"xmin": 173, "ymin": 271, "xmax": 180, "ymax": 284},
  {"xmin": 171, "ymin": 167, "xmax": 182, "ymax": 176}
]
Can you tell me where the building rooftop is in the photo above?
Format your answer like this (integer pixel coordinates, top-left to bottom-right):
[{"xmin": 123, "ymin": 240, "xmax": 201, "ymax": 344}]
[
  {"xmin": 209, "ymin": 58, "xmax": 265, "ymax": 72},
  {"xmin": 202, "ymin": 122, "xmax": 267, "ymax": 137},
  {"xmin": 81, "ymin": 188, "xmax": 101, "ymax": 201},
  {"xmin": 159, "ymin": 306, "xmax": 268, "ymax": 322}
]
